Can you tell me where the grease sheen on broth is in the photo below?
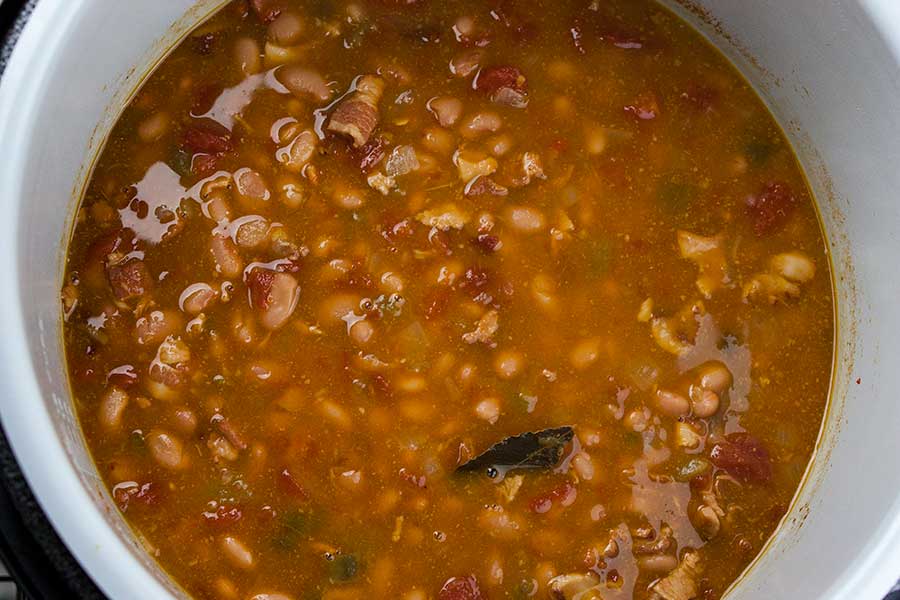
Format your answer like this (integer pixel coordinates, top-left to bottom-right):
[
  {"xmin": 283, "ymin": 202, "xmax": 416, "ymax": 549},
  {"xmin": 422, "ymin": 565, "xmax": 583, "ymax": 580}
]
[{"xmin": 61, "ymin": 1, "xmax": 834, "ymax": 599}]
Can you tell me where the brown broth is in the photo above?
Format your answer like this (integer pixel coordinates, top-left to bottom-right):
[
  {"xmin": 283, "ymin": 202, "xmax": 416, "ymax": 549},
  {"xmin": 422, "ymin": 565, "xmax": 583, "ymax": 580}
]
[{"xmin": 61, "ymin": 1, "xmax": 834, "ymax": 599}]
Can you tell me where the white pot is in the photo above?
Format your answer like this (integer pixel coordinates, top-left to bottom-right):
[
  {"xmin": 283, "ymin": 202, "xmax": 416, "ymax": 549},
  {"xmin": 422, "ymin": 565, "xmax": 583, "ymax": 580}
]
[{"xmin": 0, "ymin": 1, "xmax": 898, "ymax": 598}]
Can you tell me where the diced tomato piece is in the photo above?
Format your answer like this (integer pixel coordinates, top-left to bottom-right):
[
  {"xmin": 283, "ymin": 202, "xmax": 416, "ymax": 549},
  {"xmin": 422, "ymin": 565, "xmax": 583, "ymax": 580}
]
[
  {"xmin": 277, "ymin": 468, "xmax": 310, "ymax": 500},
  {"xmin": 745, "ymin": 181, "xmax": 796, "ymax": 236},
  {"xmin": 529, "ymin": 481, "xmax": 577, "ymax": 513},
  {"xmin": 710, "ymin": 432, "xmax": 773, "ymax": 483}
]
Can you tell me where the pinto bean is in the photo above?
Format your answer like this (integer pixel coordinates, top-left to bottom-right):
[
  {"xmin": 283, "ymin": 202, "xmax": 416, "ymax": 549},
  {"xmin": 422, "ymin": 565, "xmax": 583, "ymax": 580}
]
[
  {"xmin": 234, "ymin": 37, "xmax": 262, "ymax": 76},
  {"xmin": 146, "ymin": 430, "xmax": 187, "ymax": 469},
  {"xmin": 221, "ymin": 536, "xmax": 255, "ymax": 570},
  {"xmin": 135, "ymin": 310, "xmax": 183, "ymax": 346},
  {"xmin": 427, "ymin": 96, "xmax": 463, "ymax": 127},
  {"xmin": 234, "ymin": 168, "xmax": 270, "ymax": 205},
  {"xmin": 246, "ymin": 268, "xmax": 300, "ymax": 330},
  {"xmin": 493, "ymin": 350, "xmax": 524, "ymax": 379},
  {"xmin": 569, "ymin": 338, "xmax": 600, "ymax": 370},
  {"xmin": 459, "ymin": 111, "xmax": 502, "ymax": 138},
  {"xmin": 318, "ymin": 293, "xmax": 361, "ymax": 326},
  {"xmin": 277, "ymin": 129, "xmax": 317, "ymax": 173},
  {"xmin": 422, "ymin": 127, "xmax": 455, "ymax": 155},
  {"xmin": 475, "ymin": 397, "xmax": 501, "ymax": 424},
  {"xmin": 486, "ymin": 133, "xmax": 513, "ymax": 157},
  {"xmin": 99, "ymin": 386, "xmax": 129, "ymax": 430},
  {"xmin": 349, "ymin": 319, "xmax": 375, "ymax": 346},
  {"xmin": 691, "ymin": 388, "xmax": 720, "ymax": 419},
  {"xmin": 210, "ymin": 234, "xmax": 244, "ymax": 279},
  {"xmin": 277, "ymin": 65, "xmax": 331, "ymax": 102},
  {"xmin": 506, "ymin": 206, "xmax": 545, "ymax": 233},
  {"xmin": 137, "ymin": 111, "xmax": 170, "ymax": 143},
  {"xmin": 179, "ymin": 283, "xmax": 218, "ymax": 315},
  {"xmin": 268, "ymin": 11, "xmax": 304, "ymax": 46},
  {"xmin": 655, "ymin": 389, "xmax": 690, "ymax": 417},
  {"xmin": 449, "ymin": 50, "xmax": 482, "ymax": 78},
  {"xmin": 172, "ymin": 407, "xmax": 198, "ymax": 435},
  {"xmin": 234, "ymin": 217, "xmax": 271, "ymax": 249},
  {"xmin": 697, "ymin": 361, "xmax": 733, "ymax": 393}
]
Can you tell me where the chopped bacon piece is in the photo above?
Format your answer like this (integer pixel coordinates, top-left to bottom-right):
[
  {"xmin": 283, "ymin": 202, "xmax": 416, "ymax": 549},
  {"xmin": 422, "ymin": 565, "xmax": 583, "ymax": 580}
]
[
  {"xmin": 472, "ymin": 233, "xmax": 502, "ymax": 254},
  {"xmin": 353, "ymin": 135, "xmax": 388, "ymax": 173},
  {"xmin": 462, "ymin": 310, "xmax": 499, "ymax": 344},
  {"xmin": 212, "ymin": 414, "xmax": 247, "ymax": 451},
  {"xmin": 439, "ymin": 575, "xmax": 484, "ymax": 600},
  {"xmin": 106, "ymin": 257, "xmax": 151, "ymax": 301},
  {"xmin": 328, "ymin": 75, "xmax": 386, "ymax": 147},
  {"xmin": 465, "ymin": 176, "xmax": 508, "ymax": 198},
  {"xmin": 474, "ymin": 65, "xmax": 528, "ymax": 108},
  {"xmin": 182, "ymin": 120, "xmax": 233, "ymax": 154},
  {"xmin": 745, "ymin": 181, "xmax": 797, "ymax": 236},
  {"xmin": 710, "ymin": 432, "xmax": 773, "ymax": 483}
]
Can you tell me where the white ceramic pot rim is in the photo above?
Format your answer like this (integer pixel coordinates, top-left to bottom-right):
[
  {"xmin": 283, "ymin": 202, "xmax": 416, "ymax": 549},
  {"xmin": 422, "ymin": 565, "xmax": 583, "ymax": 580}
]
[
  {"xmin": 0, "ymin": 4, "xmax": 198, "ymax": 599},
  {"xmin": 0, "ymin": 1, "xmax": 899, "ymax": 599}
]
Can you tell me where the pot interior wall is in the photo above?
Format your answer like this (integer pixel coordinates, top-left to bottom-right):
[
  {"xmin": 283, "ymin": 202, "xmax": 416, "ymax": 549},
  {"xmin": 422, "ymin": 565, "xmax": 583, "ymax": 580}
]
[{"xmin": 4, "ymin": 0, "xmax": 900, "ymax": 598}]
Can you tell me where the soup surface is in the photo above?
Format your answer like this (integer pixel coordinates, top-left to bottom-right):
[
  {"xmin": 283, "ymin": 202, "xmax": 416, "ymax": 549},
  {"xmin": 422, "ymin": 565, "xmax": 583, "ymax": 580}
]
[{"xmin": 61, "ymin": 1, "xmax": 834, "ymax": 599}]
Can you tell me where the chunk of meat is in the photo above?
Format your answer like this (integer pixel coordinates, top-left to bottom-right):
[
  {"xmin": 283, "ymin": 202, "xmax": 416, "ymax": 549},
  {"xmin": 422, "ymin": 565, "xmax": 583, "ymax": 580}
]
[
  {"xmin": 439, "ymin": 575, "xmax": 483, "ymax": 600},
  {"xmin": 455, "ymin": 149, "xmax": 497, "ymax": 182},
  {"xmin": 474, "ymin": 65, "xmax": 528, "ymax": 108},
  {"xmin": 548, "ymin": 572, "xmax": 602, "ymax": 600},
  {"xmin": 328, "ymin": 75, "xmax": 386, "ymax": 147},
  {"xmin": 650, "ymin": 551, "xmax": 702, "ymax": 600},
  {"xmin": 745, "ymin": 181, "xmax": 796, "ymax": 236},
  {"xmin": 415, "ymin": 204, "xmax": 470, "ymax": 231},
  {"xmin": 246, "ymin": 268, "xmax": 300, "ymax": 330},
  {"xmin": 106, "ymin": 257, "xmax": 151, "ymax": 301},
  {"xmin": 465, "ymin": 176, "xmax": 508, "ymax": 198},
  {"xmin": 677, "ymin": 230, "xmax": 728, "ymax": 298},
  {"xmin": 277, "ymin": 65, "xmax": 332, "ymax": 102},
  {"xmin": 462, "ymin": 310, "xmax": 499, "ymax": 344},
  {"xmin": 709, "ymin": 432, "xmax": 772, "ymax": 484}
]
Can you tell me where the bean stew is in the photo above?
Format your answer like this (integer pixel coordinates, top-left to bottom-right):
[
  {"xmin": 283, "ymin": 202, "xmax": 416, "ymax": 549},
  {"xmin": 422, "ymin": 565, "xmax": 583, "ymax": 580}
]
[{"xmin": 61, "ymin": 1, "xmax": 834, "ymax": 599}]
